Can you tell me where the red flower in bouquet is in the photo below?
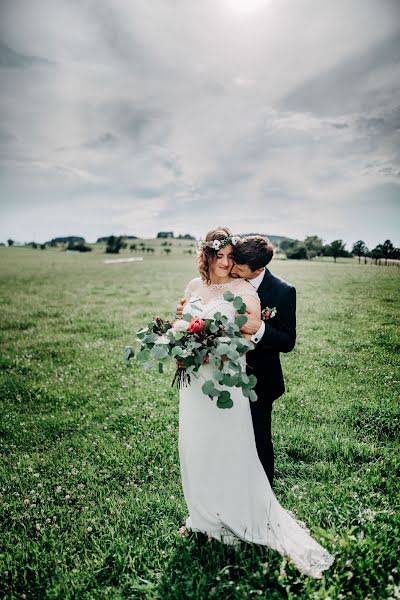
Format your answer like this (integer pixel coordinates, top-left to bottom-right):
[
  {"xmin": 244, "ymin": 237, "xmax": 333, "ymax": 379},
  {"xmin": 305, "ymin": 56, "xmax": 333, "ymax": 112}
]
[{"xmin": 187, "ymin": 317, "xmax": 205, "ymax": 333}]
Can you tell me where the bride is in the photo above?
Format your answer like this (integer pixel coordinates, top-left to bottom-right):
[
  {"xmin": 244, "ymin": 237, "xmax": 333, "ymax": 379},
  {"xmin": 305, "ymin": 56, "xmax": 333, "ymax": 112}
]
[{"xmin": 178, "ymin": 227, "xmax": 334, "ymax": 579}]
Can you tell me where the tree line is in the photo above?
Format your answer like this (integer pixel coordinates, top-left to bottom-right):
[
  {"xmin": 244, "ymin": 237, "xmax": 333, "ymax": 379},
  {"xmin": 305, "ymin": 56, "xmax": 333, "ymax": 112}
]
[{"xmin": 279, "ymin": 236, "xmax": 400, "ymax": 264}]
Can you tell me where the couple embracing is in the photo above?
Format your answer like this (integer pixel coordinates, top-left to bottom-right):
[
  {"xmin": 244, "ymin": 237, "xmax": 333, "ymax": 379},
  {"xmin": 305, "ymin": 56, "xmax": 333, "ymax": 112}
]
[{"xmin": 175, "ymin": 227, "xmax": 333, "ymax": 579}]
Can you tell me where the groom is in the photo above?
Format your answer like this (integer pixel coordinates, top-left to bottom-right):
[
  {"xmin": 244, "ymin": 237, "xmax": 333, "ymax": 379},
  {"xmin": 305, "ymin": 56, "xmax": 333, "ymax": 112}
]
[{"xmin": 231, "ymin": 236, "xmax": 296, "ymax": 486}]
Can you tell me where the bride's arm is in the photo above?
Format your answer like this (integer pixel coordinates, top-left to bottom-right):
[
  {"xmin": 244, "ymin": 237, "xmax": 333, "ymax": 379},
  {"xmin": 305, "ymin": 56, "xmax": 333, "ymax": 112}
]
[{"xmin": 176, "ymin": 277, "xmax": 201, "ymax": 317}]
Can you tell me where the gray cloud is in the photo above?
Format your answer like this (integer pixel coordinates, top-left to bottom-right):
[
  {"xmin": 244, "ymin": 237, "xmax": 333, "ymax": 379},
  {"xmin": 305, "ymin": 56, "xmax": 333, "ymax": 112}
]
[{"xmin": 0, "ymin": 0, "xmax": 399, "ymax": 247}]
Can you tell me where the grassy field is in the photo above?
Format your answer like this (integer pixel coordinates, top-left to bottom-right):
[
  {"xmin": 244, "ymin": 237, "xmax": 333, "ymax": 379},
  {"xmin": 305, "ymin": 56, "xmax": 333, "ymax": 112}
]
[{"xmin": 1, "ymin": 247, "xmax": 399, "ymax": 599}]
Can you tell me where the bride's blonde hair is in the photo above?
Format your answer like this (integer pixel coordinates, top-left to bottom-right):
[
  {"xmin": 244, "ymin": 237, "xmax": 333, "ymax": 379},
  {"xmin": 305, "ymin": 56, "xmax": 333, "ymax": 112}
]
[{"xmin": 197, "ymin": 226, "xmax": 233, "ymax": 285}]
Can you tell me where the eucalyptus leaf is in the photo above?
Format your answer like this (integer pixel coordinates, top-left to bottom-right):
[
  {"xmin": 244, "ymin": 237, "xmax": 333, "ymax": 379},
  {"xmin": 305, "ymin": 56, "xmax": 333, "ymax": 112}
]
[
  {"xmin": 223, "ymin": 291, "xmax": 235, "ymax": 301},
  {"xmin": 235, "ymin": 314, "xmax": 248, "ymax": 327},
  {"xmin": 248, "ymin": 390, "xmax": 257, "ymax": 402},
  {"xmin": 213, "ymin": 370, "xmax": 224, "ymax": 382},
  {"xmin": 172, "ymin": 346, "xmax": 184, "ymax": 358},
  {"xmin": 241, "ymin": 372, "xmax": 250, "ymax": 385},
  {"xmin": 227, "ymin": 349, "xmax": 240, "ymax": 361},
  {"xmin": 137, "ymin": 348, "xmax": 150, "ymax": 362},
  {"xmin": 182, "ymin": 313, "xmax": 192, "ymax": 322},
  {"xmin": 151, "ymin": 345, "xmax": 169, "ymax": 359},
  {"xmin": 248, "ymin": 374, "xmax": 257, "ymax": 388},
  {"xmin": 202, "ymin": 380, "xmax": 219, "ymax": 398},
  {"xmin": 144, "ymin": 333, "xmax": 158, "ymax": 344},
  {"xmin": 143, "ymin": 361, "xmax": 154, "ymax": 369},
  {"xmin": 233, "ymin": 296, "xmax": 244, "ymax": 310},
  {"xmin": 216, "ymin": 343, "xmax": 230, "ymax": 356},
  {"xmin": 123, "ymin": 346, "xmax": 134, "ymax": 364},
  {"xmin": 217, "ymin": 392, "xmax": 233, "ymax": 409}
]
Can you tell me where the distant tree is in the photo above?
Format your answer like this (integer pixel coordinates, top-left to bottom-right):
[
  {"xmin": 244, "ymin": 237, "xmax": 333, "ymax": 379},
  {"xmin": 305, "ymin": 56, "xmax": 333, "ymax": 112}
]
[
  {"xmin": 352, "ymin": 240, "xmax": 369, "ymax": 264},
  {"xmin": 286, "ymin": 242, "xmax": 308, "ymax": 259},
  {"xmin": 164, "ymin": 248, "xmax": 172, "ymax": 255},
  {"xmin": 7, "ymin": 239, "xmax": 14, "ymax": 247},
  {"xmin": 381, "ymin": 239, "xmax": 395, "ymax": 265},
  {"xmin": 279, "ymin": 239, "xmax": 296, "ymax": 253},
  {"xmin": 66, "ymin": 241, "xmax": 92, "ymax": 252},
  {"xmin": 105, "ymin": 236, "xmax": 124, "ymax": 254},
  {"xmin": 40, "ymin": 243, "xmax": 46, "ymax": 250},
  {"xmin": 328, "ymin": 240, "xmax": 348, "ymax": 263},
  {"xmin": 157, "ymin": 231, "xmax": 174, "ymax": 238},
  {"xmin": 130, "ymin": 243, "xmax": 137, "ymax": 251},
  {"xmin": 371, "ymin": 244, "xmax": 384, "ymax": 265},
  {"xmin": 304, "ymin": 235, "xmax": 323, "ymax": 258},
  {"xmin": 279, "ymin": 239, "xmax": 308, "ymax": 259}
]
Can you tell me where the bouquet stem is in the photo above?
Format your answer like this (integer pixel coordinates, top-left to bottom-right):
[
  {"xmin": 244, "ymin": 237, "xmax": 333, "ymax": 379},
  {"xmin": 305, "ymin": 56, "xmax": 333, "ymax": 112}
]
[{"xmin": 172, "ymin": 367, "xmax": 191, "ymax": 389}]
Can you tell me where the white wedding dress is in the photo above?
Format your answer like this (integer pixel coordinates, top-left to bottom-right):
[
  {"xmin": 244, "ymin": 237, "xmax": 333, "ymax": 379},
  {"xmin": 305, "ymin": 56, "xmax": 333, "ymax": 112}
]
[{"xmin": 179, "ymin": 278, "xmax": 334, "ymax": 579}]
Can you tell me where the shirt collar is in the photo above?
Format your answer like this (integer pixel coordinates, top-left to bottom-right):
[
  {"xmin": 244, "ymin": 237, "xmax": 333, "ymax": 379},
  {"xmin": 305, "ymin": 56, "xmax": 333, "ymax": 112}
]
[{"xmin": 247, "ymin": 268, "xmax": 266, "ymax": 290}]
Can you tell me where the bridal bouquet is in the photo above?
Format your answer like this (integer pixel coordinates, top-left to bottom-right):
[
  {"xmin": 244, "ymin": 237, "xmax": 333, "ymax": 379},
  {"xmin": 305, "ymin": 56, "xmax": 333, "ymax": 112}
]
[{"xmin": 124, "ymin": 292, "xmax": 257, "ymax": 409}]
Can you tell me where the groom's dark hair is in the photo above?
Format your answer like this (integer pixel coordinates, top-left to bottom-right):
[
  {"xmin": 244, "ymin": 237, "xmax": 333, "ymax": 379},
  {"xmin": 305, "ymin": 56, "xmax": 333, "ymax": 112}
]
[{"xmin": 233, "ymin": 235, "xmax": 274, "ymax": 271}]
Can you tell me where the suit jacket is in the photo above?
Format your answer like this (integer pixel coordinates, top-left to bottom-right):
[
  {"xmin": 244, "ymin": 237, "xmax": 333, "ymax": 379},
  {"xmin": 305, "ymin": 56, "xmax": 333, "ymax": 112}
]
[{"xmin": 246, "ymin": 268, "xmax": 296, "ymax": 403}]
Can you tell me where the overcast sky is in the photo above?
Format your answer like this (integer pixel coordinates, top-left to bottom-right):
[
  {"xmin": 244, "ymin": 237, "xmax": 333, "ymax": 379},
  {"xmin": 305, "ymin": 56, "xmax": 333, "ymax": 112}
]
[{"xmin": 0, "ymin": 0, "xmax": 399, "ymax": 248}]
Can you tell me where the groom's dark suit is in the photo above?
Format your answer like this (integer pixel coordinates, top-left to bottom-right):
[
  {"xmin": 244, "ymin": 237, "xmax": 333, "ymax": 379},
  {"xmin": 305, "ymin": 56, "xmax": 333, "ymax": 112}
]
[{"xmin": 246, "ymin": 268, "xmax": 296, "ymax": 486}]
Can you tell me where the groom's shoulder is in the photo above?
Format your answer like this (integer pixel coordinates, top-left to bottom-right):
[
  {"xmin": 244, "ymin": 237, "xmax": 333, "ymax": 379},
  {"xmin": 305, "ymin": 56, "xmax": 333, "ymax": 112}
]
[{"xmin": 268, "ymin": 270, "xmax": 295, "ymax": 292}]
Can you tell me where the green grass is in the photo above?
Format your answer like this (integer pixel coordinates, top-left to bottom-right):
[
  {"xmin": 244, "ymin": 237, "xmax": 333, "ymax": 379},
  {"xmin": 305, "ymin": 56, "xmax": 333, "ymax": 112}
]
[{"xmin": 0, "ymin": 247, "xmax": 399, "ymax": 599}]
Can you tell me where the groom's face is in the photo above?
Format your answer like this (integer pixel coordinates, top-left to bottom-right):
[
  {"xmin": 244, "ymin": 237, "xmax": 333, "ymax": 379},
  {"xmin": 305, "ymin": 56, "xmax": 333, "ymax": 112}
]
[{"xmin": 231, "ymin": 263, "xmax": 264, "ymax": 279}]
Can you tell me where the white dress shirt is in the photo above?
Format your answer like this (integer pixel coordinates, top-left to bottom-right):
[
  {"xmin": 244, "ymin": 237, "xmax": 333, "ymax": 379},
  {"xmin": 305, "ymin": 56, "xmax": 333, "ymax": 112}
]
[{"xmin": 247, "ymin": 269, "xmax": 266, "ymax": 344}]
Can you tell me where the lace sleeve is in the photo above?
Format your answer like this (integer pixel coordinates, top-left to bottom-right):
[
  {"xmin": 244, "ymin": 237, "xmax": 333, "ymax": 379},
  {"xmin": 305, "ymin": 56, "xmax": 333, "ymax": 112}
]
[
  {"xmin": 235, "ymin": 279, "xmax": 259, "ymax": 300},
  {"xmin": 183, "ymin": 277, "xmax": 201, "ymax": 300}
]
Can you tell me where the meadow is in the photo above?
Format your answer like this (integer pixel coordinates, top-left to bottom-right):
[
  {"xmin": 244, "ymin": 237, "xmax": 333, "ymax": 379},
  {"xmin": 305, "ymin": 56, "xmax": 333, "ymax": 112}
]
[{"xmin": 0, "ymin": 246, "xmax": 399, "ymax": 599}]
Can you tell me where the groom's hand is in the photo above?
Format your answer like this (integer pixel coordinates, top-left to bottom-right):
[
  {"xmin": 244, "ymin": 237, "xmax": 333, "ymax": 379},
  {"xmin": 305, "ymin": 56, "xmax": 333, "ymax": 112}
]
[
  {"xmin": 240, "ymin": 311, "xmax": 262, "ymax": 336},
  {"xmin": 176, "ymin": 298, "xmax": 187, "ymax": 318}
]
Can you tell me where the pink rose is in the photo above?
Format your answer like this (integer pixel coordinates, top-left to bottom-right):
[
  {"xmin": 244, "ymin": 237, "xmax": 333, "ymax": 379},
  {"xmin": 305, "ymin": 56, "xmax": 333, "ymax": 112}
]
[
  {"xmin": 264, "ymin": 310, "xmax": 270, "ymax": 318},
  {"xmin": 187, "ymin": 317, "xmax": 205, "ymax": 333}
]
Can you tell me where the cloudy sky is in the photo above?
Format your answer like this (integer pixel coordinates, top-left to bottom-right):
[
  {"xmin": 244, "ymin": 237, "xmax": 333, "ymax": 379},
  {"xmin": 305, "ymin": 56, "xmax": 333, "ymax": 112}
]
[{"xmin": 0, "ymin": 0, "xmax": 399, "ymax": 248}]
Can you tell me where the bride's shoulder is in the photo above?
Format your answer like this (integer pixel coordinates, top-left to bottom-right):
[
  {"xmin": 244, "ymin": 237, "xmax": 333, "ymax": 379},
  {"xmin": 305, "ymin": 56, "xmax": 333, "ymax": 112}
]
[
  {"xmin": 184, "ymin": 277, "xmax": 202, "ymax": 298},
  {"xmin": 232, "ymin": 278, "xmax": 258, "ymax": 296}
]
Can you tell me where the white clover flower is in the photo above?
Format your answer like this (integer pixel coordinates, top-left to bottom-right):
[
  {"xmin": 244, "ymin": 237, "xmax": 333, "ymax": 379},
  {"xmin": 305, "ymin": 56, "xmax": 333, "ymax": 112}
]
[
  {"xmin": 172, "ymin": 320, "xmax": 190, "ymax": 332},
  {"xmin": 212, "ymin": 240, "xmax": 221, "ymax": 249},
  {"xmin": 231, "ymin": 236, "xmax": 240, "ymax": 245}
]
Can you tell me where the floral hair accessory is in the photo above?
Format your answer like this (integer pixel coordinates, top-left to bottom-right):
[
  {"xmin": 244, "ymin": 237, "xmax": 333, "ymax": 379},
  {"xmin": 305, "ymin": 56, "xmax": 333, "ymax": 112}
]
[{"xmin": 197, "ymin": 235, "xmax": 241, "ymax": 250}]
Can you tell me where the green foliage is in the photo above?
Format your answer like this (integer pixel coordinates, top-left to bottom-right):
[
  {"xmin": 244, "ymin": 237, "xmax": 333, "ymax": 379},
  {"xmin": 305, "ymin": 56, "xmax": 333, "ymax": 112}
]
[
  {"xmin": 326, "ymin": 239, "xmax": 349, "ymax": 262},
  {"xmin": 304, "ymin": 235, "xmax": 323, "ymax": 258},
  {"xmin": 280, "ymin": 239, "xmax": 309, "ymax": 260},
  {"xmin": 105, "ymin": 235, "xmax": 125, "ymax": 254},
  {"xmin": 66, "ymin": 240, "xmax": 92, "ymax": 252},
  {"xmin": 130, "ymin": 294, "xmax": 256, "ymax": 409},
  {"xmin": 352, "ymin": 240, "xmax": 369, "ymax": 261},
  {"xmin": 0, "ymin": 248, "xmax": 399, "ymax": 598}
]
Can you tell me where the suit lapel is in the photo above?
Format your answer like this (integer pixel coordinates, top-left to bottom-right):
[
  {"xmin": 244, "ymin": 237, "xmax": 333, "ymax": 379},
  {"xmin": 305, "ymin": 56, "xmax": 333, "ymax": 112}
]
[{"xmin": 257, "ymin": 268, "xmax": 273, "ymax": 306}]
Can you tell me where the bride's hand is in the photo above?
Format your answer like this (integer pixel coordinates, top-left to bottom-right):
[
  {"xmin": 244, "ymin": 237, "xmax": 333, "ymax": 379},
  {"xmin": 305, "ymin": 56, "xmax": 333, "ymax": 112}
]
[
  {"xmin": 242, "ymin": 332, "xmax": 253, "ymax": 341},
  {"xmin": 176, "ymin": 298, "xmax": 187, "ymax": 318}
]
